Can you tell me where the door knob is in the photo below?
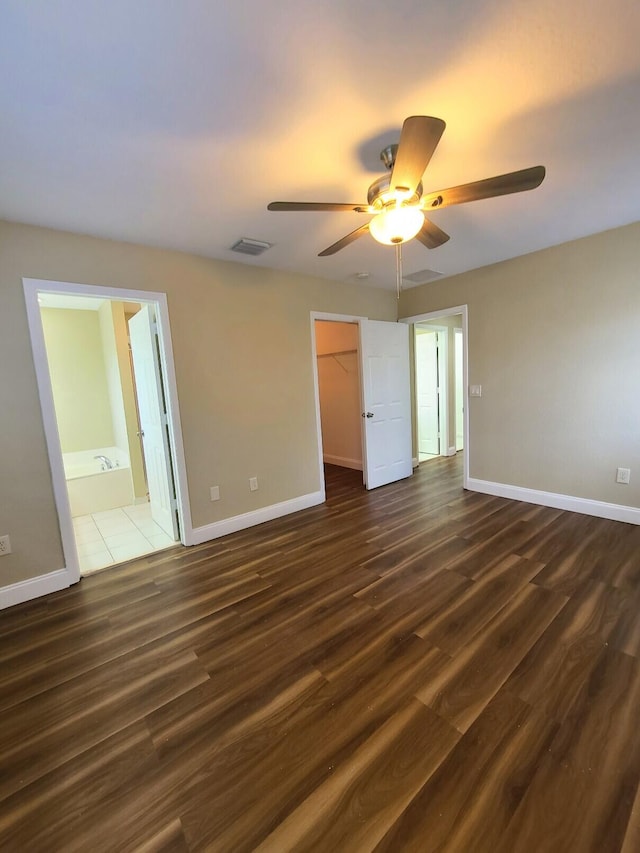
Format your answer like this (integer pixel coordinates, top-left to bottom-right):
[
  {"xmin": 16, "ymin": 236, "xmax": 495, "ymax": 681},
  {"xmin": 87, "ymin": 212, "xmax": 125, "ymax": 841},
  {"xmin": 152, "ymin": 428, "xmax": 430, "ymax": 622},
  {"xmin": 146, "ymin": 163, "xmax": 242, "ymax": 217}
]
[{"xmin": 362, "ymin": 412, "xmax": 374, "ymax": 418}]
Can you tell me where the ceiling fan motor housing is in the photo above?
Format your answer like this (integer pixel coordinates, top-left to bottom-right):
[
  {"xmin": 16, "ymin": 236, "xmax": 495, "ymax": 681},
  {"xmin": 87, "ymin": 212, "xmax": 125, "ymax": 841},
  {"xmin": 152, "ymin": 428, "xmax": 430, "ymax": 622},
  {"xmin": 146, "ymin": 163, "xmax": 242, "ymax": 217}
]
[{"xmin": 367, "ymin": 174, "xmax": 423, "ymax": 211}]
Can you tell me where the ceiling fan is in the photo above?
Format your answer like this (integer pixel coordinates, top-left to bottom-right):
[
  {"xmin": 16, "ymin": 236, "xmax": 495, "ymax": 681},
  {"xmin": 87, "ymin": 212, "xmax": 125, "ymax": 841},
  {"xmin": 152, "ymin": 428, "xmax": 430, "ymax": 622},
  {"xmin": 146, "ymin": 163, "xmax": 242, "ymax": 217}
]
[{"xmin": 267, "ymin": 116, "xmax": 545, "ymax": 257}]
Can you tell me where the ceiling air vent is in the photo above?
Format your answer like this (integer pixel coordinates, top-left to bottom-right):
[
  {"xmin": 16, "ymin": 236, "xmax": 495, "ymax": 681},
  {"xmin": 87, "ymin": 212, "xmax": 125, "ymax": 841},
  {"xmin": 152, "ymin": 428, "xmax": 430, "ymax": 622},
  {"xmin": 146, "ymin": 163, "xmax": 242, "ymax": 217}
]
[
  {"xmin": 403, "ymin": 268, "xmax": 444, "ymax": 286},
  {"xmin": 230, "ymin": 238, "xmax": 273, "ymax": 256}
]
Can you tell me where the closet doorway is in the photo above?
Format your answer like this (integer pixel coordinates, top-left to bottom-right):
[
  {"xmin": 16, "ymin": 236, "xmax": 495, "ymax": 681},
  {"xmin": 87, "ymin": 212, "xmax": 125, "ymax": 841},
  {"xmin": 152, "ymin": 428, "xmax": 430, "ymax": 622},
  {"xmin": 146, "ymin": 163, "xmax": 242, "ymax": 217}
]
[
  {"xmin": 311, "ymin": 312, "xmax": 413, "ymax": 497},
  {"xmin": 315, "ymin": 320, "xmax": 364, "ymax": 474}
]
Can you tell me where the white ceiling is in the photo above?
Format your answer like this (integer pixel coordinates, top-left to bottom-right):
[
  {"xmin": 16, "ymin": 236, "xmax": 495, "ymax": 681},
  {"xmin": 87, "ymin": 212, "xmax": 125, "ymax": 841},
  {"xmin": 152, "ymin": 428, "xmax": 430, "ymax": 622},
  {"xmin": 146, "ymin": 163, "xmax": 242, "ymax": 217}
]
[{"xmin": 2, "ymin": 1, "xmax": 640, "ymax": 290}]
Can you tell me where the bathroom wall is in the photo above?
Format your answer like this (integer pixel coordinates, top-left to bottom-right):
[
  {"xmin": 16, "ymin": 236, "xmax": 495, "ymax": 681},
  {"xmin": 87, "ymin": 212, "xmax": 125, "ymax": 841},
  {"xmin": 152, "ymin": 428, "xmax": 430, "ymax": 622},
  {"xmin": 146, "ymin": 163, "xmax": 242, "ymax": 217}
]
[{"xmin": 41, "ymin": 308, "xmax": 115, "ymax": 453}]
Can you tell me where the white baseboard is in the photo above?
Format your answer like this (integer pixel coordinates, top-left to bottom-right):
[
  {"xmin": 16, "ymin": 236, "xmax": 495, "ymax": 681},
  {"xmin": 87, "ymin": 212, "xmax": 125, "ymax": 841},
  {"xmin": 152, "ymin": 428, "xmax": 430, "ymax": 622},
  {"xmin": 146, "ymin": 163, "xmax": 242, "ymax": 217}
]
[
  {"xmin": 0, "ymin": 568, "xmax": 73, "ymax": 610},
  {"xmin": 191, "ymin": 490, "xmax": 325, "ymax": 545},
  {"xmin": 323, "ymin": 455, "xmax": 363, "ymax": 471},
  {"xmin": 467, "ymin": 477, "xmax": 640, "ymax": 525}
]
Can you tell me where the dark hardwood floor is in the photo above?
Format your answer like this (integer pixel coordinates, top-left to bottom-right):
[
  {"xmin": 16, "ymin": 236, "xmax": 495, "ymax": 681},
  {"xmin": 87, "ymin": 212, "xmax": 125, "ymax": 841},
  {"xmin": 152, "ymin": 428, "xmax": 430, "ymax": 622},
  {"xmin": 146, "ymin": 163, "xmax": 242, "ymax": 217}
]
[{"xmin": 2, "ymin": 455, "xmax": 640, "ymax": 851}]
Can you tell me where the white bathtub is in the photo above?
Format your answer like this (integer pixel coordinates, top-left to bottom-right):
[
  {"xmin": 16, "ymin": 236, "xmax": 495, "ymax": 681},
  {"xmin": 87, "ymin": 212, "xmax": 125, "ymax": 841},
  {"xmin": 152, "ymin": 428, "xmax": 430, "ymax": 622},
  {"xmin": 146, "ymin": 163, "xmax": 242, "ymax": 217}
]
[{"xmin": 63, "ymin": 446, "xmax": 135, "ymax": 517}]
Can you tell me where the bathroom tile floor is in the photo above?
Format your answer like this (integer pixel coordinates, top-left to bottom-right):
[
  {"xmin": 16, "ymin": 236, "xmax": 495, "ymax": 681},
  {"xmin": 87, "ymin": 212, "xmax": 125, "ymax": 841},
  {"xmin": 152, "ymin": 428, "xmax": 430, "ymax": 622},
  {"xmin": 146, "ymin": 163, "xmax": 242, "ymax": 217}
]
[{"xmin": 73, "ymin": 503, "xmax": 178, "ymax": 575}]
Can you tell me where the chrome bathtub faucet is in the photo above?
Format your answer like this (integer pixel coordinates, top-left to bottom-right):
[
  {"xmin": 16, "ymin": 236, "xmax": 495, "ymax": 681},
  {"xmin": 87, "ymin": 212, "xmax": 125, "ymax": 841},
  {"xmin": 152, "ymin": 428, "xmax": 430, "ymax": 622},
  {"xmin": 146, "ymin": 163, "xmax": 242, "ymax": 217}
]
[{"xmin": 94, "ymin": 455, "xmax": 114, "ymax": 470}]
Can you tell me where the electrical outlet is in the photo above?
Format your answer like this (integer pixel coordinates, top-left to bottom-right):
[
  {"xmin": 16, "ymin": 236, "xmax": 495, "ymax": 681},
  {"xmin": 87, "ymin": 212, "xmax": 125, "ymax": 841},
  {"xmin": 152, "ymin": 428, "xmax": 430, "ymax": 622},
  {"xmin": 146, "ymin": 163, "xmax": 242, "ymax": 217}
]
[
  {"xmin": 210, "ymin": 486, "xmax": 220, "ymax": 501},
  {"xmin": 616, "ymin": 467, "xmax": 631, "ymax": 485},
  {"xmin": 0, "ymin": 535, "xmax": 11, "ymax": 556},
  {"xmin": 249, "ymin": 477, "xmax": 258, "ymax": 492}
]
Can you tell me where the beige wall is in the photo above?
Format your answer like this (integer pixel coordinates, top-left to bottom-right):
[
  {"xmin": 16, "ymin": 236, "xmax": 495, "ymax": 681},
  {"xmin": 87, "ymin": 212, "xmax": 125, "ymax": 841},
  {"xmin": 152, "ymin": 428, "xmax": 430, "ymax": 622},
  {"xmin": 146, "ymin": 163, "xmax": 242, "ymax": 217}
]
[
  {"xmin": 399, "ymin": 222, "xmax": 640, "ymax": 509},
  {"xmin": 315, "ymin": 321, "xmax": 362, "ymax": 469},
  {"xmin": 0, "ymin": 219, "xmax": 396, "ymax": 587},
  {"xmin": 41, "ymin": 307, "xmax": 115, "ymax": 453}
]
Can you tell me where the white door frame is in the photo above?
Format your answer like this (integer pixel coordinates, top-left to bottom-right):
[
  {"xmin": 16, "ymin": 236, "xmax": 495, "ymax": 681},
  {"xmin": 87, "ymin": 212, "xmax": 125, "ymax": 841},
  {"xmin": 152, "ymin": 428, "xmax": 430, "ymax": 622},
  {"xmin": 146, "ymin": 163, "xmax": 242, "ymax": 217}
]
[
  {"xmin": 454, "ymin": 327, "xmax": 464, "ymax": 452},
  {"xmin": 310, "ymin": 312, "xmax": 367, "ymax": 497},
  {"xmin": 23, "ymin": 278, "xmax": 194, "ymax": 585},
  {"xmin": 400, "ymin": 305, "xmax": 470, "ymax": 490}
]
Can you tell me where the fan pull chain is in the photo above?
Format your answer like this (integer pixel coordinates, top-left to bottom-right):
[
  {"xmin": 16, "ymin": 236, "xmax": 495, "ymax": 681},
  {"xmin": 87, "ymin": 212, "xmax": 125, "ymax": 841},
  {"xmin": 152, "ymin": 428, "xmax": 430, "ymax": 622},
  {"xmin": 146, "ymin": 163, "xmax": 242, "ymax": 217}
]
[{"xmin": 395, "ymin": 243, "xmax": 403, "ymax": 299}]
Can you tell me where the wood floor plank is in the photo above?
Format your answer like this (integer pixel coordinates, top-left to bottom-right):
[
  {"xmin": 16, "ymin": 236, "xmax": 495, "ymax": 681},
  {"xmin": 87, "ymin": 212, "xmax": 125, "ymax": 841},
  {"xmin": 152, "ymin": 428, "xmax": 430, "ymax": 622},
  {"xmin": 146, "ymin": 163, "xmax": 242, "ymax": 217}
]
[
  {"xmin": 0, "ymin": 646, "xmax": 209, "ymax": 800},
  {"xmin": 415, "ymin": 582, "xmax": 568, "ymax": 732},
  {"xmin": 254, "ymin": 699, "xmax": 460, "ymax": 852},
  {"xmin": 505, "ymin": 578, "xmax": 629, "ymax": 721},
  {"xmin": 374, "ymin": 689, "xmax": 558, "ymax": 853},
  {"xmin": 0, "ymin": 605, "xmax": 236, "ymax": 713},
  {"xmin": 177, "ymin": 637, "xmax": 451, "ymax": 851},
  {"xmin": 1, "ymin": 455, "xmax": 639, "ymax": 851},
  {"xmin": 0, "ymin": 721, "xmax": 163, "ymax": 851},
  {"xmin": 415, "ymin": 554, "xmax": 544, "ymax": 655},
  {"xmin": 495, "ymin": 647, "xmax": 640, "ymax": 852},
  {"xmin": 621, "ymin": 777, "xmax": 640, "ymax": 853}
]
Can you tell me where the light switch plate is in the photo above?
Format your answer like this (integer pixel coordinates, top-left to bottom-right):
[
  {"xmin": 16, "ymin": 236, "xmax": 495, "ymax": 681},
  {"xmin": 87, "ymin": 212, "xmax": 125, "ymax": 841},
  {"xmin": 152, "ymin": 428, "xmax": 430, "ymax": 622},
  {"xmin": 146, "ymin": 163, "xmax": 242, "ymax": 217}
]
[
  {"xmin": 470, "ymin": 384, "xmax": 482, "ymax": 397},
  {"xmin": 210, "ymin": 486, "xmax": 220, "ymax": 501}
]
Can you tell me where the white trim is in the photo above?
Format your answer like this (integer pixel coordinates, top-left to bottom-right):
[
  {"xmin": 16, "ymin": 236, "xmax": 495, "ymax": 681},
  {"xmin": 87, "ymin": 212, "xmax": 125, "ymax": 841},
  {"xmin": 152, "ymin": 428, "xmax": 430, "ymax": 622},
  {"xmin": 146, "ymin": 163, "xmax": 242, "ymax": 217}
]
[
  {"xmin": 445, "ymin": 446, "xmax": 457, "ymax": 457},
  {"xmin": 191, "ymin": 491, "xmax": 324, "ymax": 544},
  {"xmin": 467, "ymin": 477, "xmax": 640, "ymax": 525},
  {"xmin": 22, "ymin": 279, "xmax": 194, "ymax": 600},
  {"xmin": 412, "ymin": 456, "xmax": 419, "ymax": 468},
  {"xmin": 23, "ymin": 282, "xmax": 81, "ymax": 583},
  {"xmin": 151, "ymin": 295, "xmax": 195, "ymax": 544},
  {"xmin": 400, "ymin": 305, "xmax": 469, "ymax": 489},
  {"xmin": 436, "ymin": 328, "xmax": 449, "ymax": 460},
  {"xmin": 0, "ymin": 569, "xmax": 72, "ymax": 610},
  {"xmin": 323, "ymin": 455, "xmax": 363, "ymax": 470}
]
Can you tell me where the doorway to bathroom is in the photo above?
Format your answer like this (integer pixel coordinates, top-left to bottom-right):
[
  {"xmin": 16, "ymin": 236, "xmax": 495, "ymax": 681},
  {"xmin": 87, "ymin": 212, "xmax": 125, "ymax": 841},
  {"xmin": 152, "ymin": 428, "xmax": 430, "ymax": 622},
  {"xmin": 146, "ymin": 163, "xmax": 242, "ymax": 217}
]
[
  {"xmin": 414, "ymin": 314, "xmax": 465, "ymax": 464},
  {"xmin": 400, "ymin": 304, "xmax": 469, "ymax": 490},
  {"xmin": 23, "ymin": 279, "xmax": 191, "ymax": 581}
]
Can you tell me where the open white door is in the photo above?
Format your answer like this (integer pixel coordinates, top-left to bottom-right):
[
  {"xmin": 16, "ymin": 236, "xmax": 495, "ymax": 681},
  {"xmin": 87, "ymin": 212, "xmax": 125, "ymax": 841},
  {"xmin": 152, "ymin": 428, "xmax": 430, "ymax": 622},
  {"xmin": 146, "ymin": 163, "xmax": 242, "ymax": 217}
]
[
  {"xmin": 416, "ymin": 330, "xmax": 440, "ymax": 456},
  {"xmin": 128, "ymin": 305, "xmax": 179, "ymax": 540},
  {"xmin": 360, "ymin": 320, "xmax": 413, "ymax": 490},
  {"xmin": 455, "ymin": 328, "xmax": 464, "ymax": 451}
]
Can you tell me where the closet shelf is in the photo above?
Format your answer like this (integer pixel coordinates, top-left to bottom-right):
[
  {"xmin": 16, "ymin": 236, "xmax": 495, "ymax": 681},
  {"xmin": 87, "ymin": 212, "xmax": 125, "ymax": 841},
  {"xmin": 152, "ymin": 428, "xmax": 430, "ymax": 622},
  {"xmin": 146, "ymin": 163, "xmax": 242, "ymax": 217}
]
[
  {"xmin": 317, "ymin": 349, "xmax": 357, "ymax": 373},
  {"xmin": 316, "ymin": 349, "xmax": 357, "ymax": 358}
]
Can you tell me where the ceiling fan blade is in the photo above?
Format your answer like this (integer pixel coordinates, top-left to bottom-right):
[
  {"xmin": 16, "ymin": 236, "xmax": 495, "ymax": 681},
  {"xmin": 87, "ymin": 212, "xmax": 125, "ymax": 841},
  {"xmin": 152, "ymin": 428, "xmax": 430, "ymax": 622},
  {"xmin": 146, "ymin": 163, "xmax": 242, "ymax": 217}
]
[
  {"xmin": 415, "ymin": 218, "xmax": 450, "ymax": 249},
  {"xmin": 421, "ymin": 165, "xmax": 546, "ymax": 210},
  {"xmin": 268, "ymin": 201, "xmax": 367, "ymax": 212},
  {"xmin": 318, "ymin": 223, "xmax": 370, "ymax": 256},
  {"xmin": 390, "ymin": 116, "xmax": 446, "ymax": 196}
]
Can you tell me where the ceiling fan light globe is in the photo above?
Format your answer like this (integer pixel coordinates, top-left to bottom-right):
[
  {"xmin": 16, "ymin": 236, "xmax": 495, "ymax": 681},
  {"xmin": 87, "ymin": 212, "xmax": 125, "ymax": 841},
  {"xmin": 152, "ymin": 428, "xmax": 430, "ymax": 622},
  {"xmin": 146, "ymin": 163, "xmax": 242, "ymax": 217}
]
[{"xmin": 369, "ymin": 206, "xmax": 424, "ymax": 246}]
